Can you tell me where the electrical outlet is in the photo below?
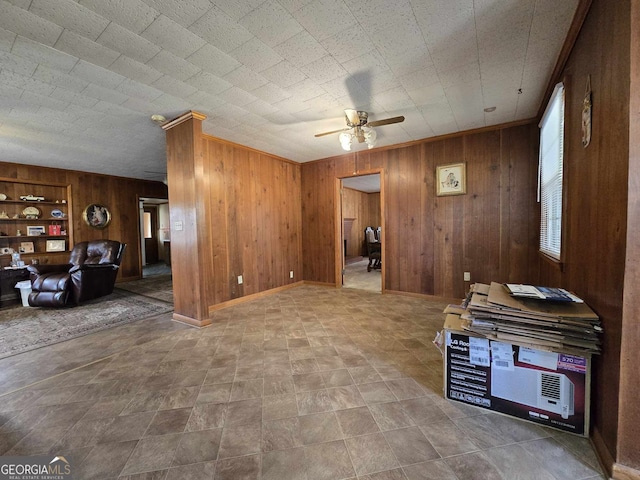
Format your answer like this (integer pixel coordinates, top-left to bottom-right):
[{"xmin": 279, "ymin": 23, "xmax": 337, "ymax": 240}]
[
  {"xmin": 464, "ymin": 272, "xmax": 471, "ymax": 282},
  {"xmin": 237, "ymin": 275, "xmax": 243, "ymax": 285},
  {"xmin": 290, "ymin": 270, "xmax": 294, "ymax": 279}
]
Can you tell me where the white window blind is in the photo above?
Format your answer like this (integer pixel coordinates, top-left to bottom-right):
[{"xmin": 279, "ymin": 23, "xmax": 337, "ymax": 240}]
[{"xmin": 538, "ymin": 83, "xmax": 565, "ymax": 260}]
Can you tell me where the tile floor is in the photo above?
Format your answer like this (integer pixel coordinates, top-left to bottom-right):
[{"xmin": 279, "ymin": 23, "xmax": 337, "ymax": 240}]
[{"xmin": 0, "ymin": 285, "xmax": 606, "ymax": 480}]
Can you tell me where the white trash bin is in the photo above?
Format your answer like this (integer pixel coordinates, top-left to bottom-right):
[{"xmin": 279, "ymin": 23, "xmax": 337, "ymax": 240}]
[{"xmin": 15, "ymin": 280, "xmax": 32, "ymax": 307}]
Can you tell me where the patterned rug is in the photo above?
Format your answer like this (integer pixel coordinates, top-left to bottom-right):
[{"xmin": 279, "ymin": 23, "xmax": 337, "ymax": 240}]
[
  {"xmin": 116, "ymin": 274, "xmax": 174, "ymax": 303},
  {"xmin": 0, "ymin": 289, "xmax": 173, "ymax": 359}
]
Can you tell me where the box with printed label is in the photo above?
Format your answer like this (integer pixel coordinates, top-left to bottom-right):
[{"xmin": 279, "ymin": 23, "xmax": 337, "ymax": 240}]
[{"xmin": 444, "ymin": 329, "xmax": 590, "ymax": 436}]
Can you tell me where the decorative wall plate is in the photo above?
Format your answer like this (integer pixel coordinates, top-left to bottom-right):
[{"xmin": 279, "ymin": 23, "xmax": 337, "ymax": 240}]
[
  {"xmin": 22, "ymin": 206, "xmax": 41, "ymax": 219},
  {"xmin": 50, "ymin": 209, "xmax": 65, "ymax": 218},
  {"xmin": 0, "ymin": 193, "xmax": 6, "ymax": 201},
  {"xmin": 83, "ymin": 203, "xmax": 111, "ymax": 229}
]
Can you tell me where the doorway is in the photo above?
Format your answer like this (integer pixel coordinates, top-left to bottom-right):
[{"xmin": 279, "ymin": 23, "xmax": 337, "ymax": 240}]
[
  {"xmin": 138, "ymin": 197, "xmax": 171, "ymax": 278},
  {"xmin": 338, "ymin": 172, "xmax": 382, "ymax": 293}
]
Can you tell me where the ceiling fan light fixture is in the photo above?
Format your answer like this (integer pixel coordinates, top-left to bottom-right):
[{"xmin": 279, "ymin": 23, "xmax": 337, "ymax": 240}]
[
  {"xmin": 339, "ymin": 132, "xmax": 353, "ymax": 151},
  {"xmin": 362, "ymin": 126, "xmax": 377, "ymax": 149}
]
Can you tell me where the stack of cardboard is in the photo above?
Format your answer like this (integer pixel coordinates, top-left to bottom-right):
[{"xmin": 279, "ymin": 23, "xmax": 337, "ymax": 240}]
[{"xmin": 446, "ymin": 282, "xmax": 602, "ymax": 355}]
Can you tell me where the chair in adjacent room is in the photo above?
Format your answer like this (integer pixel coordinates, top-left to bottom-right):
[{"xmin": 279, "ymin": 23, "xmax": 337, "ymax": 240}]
[
  {"xmin": 27, "ymin": 240, "xmax": 126, "ymax": 307},
  {"xmin": 365, "ymin": 226, "xmax": 381, "ymax": 272}
]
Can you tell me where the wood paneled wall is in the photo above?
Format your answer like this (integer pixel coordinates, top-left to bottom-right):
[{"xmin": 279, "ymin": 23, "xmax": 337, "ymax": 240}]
[
  {"xmin": 202, "ymin": 136, "xmax": 302, "ymax": 305},
  {"xmin": 0, "ymin": 161, "xmax": 167, "ymax": 280},
  {"xmin": 301, "ymin": 124, "xmax": 540, "ymax": 299},
  {"xmin": 537, "ymin": 0, "xmax": 636, "ymax": 474},
  {"xmin": 342, "ymin": 187, "xmax": 380, "ymax": 257}
]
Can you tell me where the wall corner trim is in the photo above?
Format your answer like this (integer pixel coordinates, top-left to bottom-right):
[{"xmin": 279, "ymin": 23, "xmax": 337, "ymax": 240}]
[
  {"xmin": 162, "ymin": 110, "xmax": 207, "ymax": 131},
  {"xmin": 172, "ymin": 312, "xmax": 212, "ymax": 328}
]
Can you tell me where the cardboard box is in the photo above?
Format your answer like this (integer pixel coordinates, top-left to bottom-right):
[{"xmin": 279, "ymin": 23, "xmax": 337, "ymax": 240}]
[{"xmin": 444, "ymin": 327, "xmax": 590, "ymax": 436}]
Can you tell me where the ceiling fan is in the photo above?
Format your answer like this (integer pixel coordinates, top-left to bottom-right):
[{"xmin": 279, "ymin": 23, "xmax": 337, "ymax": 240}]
[{"xmin": 315, "ymin": 109, "xmax": 405, "ymax": 151}]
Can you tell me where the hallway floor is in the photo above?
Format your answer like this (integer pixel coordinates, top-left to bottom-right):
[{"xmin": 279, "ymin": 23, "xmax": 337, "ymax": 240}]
[
  {"xmin": 343, "ymin": 258, "xmax": 381, "ymax": 293},
  {"xmin": 0, "ymin": 285, "xmax": 605, "ymax": 479}
]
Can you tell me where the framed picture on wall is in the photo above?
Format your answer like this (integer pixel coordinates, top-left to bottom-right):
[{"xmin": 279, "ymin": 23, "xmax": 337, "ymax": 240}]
[
  {"xmin": 46, "ymin": 239, "xmax": 66, "ymax": 252},
  {"xmin": 19, "ymin": 242, "xmax": 34, "ymax": 253},
  {"xmin": 436, "ymin": 163, "xmax": 466, "ymax": 196},
  {"xmin": 83, "ymin": 203, "xmax": 111, "ymax": 229}
]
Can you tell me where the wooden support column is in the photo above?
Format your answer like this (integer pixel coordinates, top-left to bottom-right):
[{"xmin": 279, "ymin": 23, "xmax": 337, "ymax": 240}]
[{"xmin": 162, "ymin": 111, "xmax": 212, "ymax": 327}]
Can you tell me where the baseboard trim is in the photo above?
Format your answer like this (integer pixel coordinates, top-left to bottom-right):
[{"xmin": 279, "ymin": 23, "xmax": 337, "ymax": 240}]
[
  {"xmin": 172, "ymin": 312, "xmax": 211, "ymax": 328},
  {"xmin": 302, "ymin": 281, "xmax": 337, "ymax": 287},
  {"xmin": 613, "ymin": 463, "xmax": 640, "ymax": 480},
  {"xmin": 208, "ymin": 281, "xmax": 304, "ymax": 314}
]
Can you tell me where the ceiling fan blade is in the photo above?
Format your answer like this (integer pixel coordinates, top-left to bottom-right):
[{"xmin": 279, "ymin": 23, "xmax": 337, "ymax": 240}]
[
  {"xmin": 367, "ymin": 116, "xmax": 405, "ymax": 127},
  {"xmin": 314, "ymin": 127, "xmax": 349, "ymax": 138},
  {"xmin": 345, "ymin": 109, "xmax": 360, "ymax": 125}
]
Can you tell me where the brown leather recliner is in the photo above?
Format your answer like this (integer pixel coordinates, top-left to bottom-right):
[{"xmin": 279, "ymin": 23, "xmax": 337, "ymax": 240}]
[{"xmin": 26, "ymin": 240, "xmax": 126, "ymax": 307}]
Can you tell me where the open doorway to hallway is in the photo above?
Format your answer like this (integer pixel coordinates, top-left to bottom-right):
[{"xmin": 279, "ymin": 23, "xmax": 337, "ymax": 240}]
[
  {"xmin": 139, "ymin": 197, "xmax": 171, "ymax": 278},
  {"xmin": 340, "ymin": 173, "xmax": 382, "ymax": 293}
]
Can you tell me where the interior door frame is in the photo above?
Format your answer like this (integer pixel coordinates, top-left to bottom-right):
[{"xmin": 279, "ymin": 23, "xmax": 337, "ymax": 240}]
[
  {"xmin": 136, "ymin": 195, "xmax": 169, "ymax": 279},
  {"xmin": 334, "ymin": 167, "xmax": 385, "ymax": 292}
]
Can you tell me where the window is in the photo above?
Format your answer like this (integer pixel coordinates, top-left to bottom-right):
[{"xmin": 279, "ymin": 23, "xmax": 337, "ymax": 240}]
[
  {"xmin": 538, "ymin": 82, "xmax": 565, "ymax": 260},
  {"xmin": 143, "ymin": 212, "xmax": 152, "ymax": 239}
]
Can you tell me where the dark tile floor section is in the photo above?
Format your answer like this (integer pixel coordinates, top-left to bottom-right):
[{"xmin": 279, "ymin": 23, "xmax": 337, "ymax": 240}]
[{"xmin": 0, "ymin": 285, "xmax": 605, "ymax": 480}]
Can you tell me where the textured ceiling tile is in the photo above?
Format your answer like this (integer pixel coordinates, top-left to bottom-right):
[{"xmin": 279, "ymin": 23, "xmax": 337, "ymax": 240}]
[
  {"xmin": 185, "ymin": 71, "xmax": 232, "ymax": 95},
  {"xmin": 282, "ymin": 78, "xmax": 321, "ymax": 102},
  {"xmin": 260, "ymin": 61, "xmax": 306, "ymax": 88},
  {"xmin": 374, "ymin": 86, "xmax": 414, "ymax": 111},
  {"xmin": 54, "ymin": 30, "xmax": 120, "ymax": 69},
  {"xmin": 187, "ymin": 44, "xmax": 240, "ymax": 77},
  {"xmin": 222, "ymin": 65, "xmax": 268, "ymax": 91},
  {"xmin": 300, "ymin": 55, "xmax": 347, "ymax": 84},
  {"xmin": 82, "ymin": 83, "xmax": 129, "ymax": 104},
  {"xmin": 341, "ymin": 49, "xmax": 389, "ymax": 76},
  {"xmin": 0, "ymin": 27, "xmax": 16, "ymax": 52},
  {"xmin": 348, "ymin": 0, "xmax": 415, "ymax": 33},
  {"xmin": 230, "ymin": 38, "xmax": 283, "ymax": 73},
  {"xmin": 438, "ymin": 62, "xmax": 481, "ymax": 88},
  {"xmin": 251, "ymin": 82, "xmax": 290, "ymax": 104},
  {"xmin": 370, "ymin": 17, "xmax": 426, "ymax": 59},
  {"xmin": 29, "ymin": 0, "xmax": 109, "ymax": 41},
  {"xmin": 70, "ymin": 60, "xmax": 126, "ymax": 89},
  {"xmin": 211, "ymin": 0, "xmax": 266, "ymax": 21},
  {"xmin": 406, "ymin": 84, "xmax": 446, "ymax": 107},
  {"xmin": 412, "ymin": 0, "xmax": 474, "ymax": 40},
  {"xmin": 20, "ymin": 90, "xmax": 68, "ymax": 111},
  {"xmin": 320, "ymin": 25, "xmax": 375, "ymax": 64},
  {"xmin": 0, "ymin": 69, "xmax": 55, "ymax": 95},
  {"xmin": 273, "ymin": 30, "xmax": 326, "ymax": 68},
  {"xmin": 110, "ymin": 55, "xmax": 163, "ymax": 84},
  {"xmin": 0, "ymin": 1, "xmax": 63, "ymax": 46},
  {"xmin": 96, "ymin": 23, "xmax": 161, "ymax": 64},
  {"xmin": 188, "ymin": 6, "xmax": 253, "ymax": 53},
  {"xmin": 276, "ymin": 0, "xmax": 314, "ymax": 14},
  {"xmin": 121, "ymin": 96, "xmax": 162, "ymax": 115},
  {"xmin": 50, "ymin": 86, "xmax": 99, "ymax": 108},
  {"xmin": 33, "ymin": 65, "xmax": 89, "ymax": 92},
  {"xmin": 217, "ymin": 85, "xmax": 258, "ymax": 106},
  {"xmin": 152, "ymin": 74, "xmax": 198, "ymax": 99},
  {"xmin": 141, "ymin": 14, "xmax": 206, "ymax": 58},
  {"xmin": 185, "ymin": 90, "xmax": 226, "ymax": 110},
  {"xmin": 147, "ymin": 49, "xmax": 201, "ymax": 81},
  {"xmin": 78, "ymin": 0, "xmax": 159, "ymax": 34},
  {"xmin": 386, "ymin": 48, "xmax": 434, "ymax": 78},
  {"xmin": 240, "ymin": 0, "xmax": 303, "ymax": 47},
  {"xmin": 12, "ymin": 36, "xmax": 77, "ymax": 73},
  {"xmin": 244, "ymin": 98, "xmax": 278, "ymax": 116},
  {"xmin": 399, "ymin": 67, "xmax": 440, "ymax": 92},
  {"xmin": 0, "ymin": 50, "xmax": 37, "ymax": 76},
  {"xmin": 151, "ymin": 92, "xmax": 191, "ymax": 110},
  {"xmin": 141, "ymin": 0, "xmax": 213, "ymax": 27},
  {"xmin": 270, "ymin": 96, "xmax": 309, "ymax": 114},
  {"xmin": 293, "ymin": 0, "xmax": 357, "ymax": 42},
  {"xmin": 116, "ymin": 78, "xmax": 164, "ymax": 101}
]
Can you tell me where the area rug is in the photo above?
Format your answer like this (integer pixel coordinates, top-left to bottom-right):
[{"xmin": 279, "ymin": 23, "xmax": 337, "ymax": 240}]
[
  {"xmin": 0, "ymin": 290, "xmax": 173, "ymax": 359},
  {"xmin": 116, "ymin": 274, "xmax": 173, "ymax": 303}
]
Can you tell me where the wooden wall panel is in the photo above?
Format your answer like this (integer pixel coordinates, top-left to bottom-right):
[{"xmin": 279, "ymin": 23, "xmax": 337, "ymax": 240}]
[
  {"xmin": 301, "ymin": 123, "xmax": 540, "ymax": 299},
  {"xmin": 202, "ymin": 136, "xmax": 302, "ymax": 304},
  {"xmin": 0, "ymin": 161, "xmax": 167, "ymax": 280},
  {"xmin": 536, "ymin": 0, "xmax": 633, "ymax": 472}
]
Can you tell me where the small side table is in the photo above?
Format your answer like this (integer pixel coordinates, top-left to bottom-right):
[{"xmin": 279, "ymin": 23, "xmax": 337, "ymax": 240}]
[{"xmin": 0, "ymin": 267, "xmax": 30, "ymax": 307}]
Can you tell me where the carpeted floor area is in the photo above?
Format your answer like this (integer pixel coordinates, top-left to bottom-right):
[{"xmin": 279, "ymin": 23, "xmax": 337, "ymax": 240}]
[{"xmin": 0, "ymin": 289, "xmax": 173, "ymax": 359}]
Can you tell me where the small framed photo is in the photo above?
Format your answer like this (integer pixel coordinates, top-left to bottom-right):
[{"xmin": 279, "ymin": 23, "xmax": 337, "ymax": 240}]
[
  {"xmin": 19, "ymin": 242, "xmax": 34, "ymax": 253},
  {"xmin": 46, "ymin": 239, "xmax": 66, "ymax": 252},
  {"xmin": 436, "ymin": 163, "xmax": 466, "ymax": 196},
  {"xmin": 27, "ymin": 225, "xmax": 46, "ymax": 236},
  {"xmin": 83, "ymin": 203, "xmax": 111, "ymax": 229}
]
